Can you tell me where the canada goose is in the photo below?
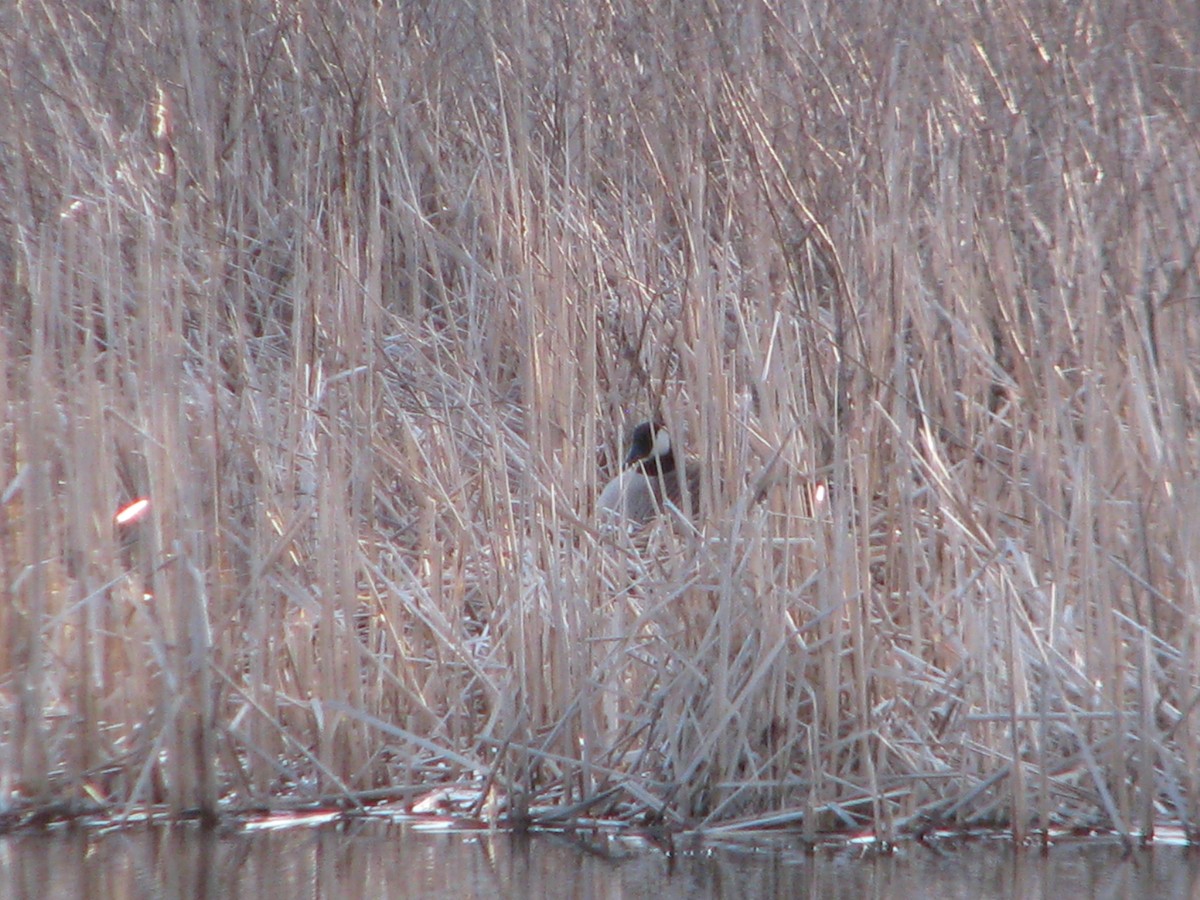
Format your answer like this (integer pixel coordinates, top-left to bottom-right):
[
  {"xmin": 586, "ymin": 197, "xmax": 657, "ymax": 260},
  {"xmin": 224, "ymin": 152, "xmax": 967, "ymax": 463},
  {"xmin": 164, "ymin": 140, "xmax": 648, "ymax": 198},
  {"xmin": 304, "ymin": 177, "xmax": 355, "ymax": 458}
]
[{"xmin": 597, "ymin": 420, "xmax": 702, "ymax": 526}]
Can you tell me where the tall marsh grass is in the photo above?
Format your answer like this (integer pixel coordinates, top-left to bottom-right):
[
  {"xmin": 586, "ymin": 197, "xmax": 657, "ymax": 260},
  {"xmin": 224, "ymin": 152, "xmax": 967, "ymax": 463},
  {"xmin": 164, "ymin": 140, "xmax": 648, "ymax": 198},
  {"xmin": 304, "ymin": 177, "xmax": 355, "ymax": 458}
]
[{"xmin": 2, "ymin": 0, "xmax": 1198, "ymax": 838}]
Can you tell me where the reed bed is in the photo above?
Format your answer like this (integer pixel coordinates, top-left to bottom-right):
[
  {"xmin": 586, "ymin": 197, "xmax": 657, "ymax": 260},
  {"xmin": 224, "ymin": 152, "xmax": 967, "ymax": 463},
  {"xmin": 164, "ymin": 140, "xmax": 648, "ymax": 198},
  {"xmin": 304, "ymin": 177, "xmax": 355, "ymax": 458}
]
[{"xmin": 2, "ymin": 0, "xmax": 1198, "ymax": 839}]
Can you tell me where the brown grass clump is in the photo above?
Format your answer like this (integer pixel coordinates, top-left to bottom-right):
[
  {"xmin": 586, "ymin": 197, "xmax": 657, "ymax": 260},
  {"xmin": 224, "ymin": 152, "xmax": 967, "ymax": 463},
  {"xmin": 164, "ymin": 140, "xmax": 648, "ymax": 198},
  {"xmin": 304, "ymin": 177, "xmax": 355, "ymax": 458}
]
[{"xmin": 2, "ymin": 0, "xmax": 1198, "ymax": 840}]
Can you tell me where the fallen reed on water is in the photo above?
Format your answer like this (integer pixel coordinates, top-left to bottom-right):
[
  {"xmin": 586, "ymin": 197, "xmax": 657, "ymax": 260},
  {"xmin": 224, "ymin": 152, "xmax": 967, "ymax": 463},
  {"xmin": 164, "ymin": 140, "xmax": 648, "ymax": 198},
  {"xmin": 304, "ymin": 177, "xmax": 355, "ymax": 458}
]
[{"xmin": 2, "ymin": 0, "xmax": 1198, "ymax": 839}]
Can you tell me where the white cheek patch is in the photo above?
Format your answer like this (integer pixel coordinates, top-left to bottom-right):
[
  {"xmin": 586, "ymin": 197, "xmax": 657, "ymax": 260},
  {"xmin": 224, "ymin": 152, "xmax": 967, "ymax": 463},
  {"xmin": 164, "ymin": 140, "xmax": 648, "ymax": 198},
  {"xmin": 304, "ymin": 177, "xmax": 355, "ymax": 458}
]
[{"xmin": 652, "ymin": 428, "xmax": 672, "ymax": 459}]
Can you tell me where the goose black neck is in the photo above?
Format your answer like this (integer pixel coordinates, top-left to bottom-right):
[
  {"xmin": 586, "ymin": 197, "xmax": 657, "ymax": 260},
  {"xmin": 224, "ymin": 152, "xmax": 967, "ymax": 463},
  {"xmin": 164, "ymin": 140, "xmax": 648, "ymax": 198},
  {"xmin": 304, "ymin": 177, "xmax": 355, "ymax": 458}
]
[{"xmin": 636, "ymin": 452, "xmax": 676, "ymax": 476}]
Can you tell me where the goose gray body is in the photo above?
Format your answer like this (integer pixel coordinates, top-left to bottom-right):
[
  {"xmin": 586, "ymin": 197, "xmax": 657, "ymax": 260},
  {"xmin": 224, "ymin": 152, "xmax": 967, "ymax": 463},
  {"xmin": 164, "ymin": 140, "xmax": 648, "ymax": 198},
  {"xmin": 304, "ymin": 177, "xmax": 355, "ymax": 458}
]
[{"xmin": 597, "ymin": 421, "xmax": 702, "ymax": 525}]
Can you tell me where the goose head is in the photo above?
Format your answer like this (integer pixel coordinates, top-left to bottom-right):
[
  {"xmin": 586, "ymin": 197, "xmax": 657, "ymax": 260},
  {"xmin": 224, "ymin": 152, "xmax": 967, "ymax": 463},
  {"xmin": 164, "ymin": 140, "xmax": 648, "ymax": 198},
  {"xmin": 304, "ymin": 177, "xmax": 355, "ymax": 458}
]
[{"xmin": 624, "ymin": 420, "xmax": 676, "ymax": 472}]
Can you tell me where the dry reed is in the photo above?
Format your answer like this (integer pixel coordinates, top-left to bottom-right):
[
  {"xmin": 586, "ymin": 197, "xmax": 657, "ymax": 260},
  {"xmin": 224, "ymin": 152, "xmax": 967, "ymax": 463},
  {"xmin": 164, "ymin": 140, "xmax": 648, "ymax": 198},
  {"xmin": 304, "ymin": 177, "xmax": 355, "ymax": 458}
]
[{"xmin": 2, "ymin": 0, "xmax": 1198, "ymax": 840}]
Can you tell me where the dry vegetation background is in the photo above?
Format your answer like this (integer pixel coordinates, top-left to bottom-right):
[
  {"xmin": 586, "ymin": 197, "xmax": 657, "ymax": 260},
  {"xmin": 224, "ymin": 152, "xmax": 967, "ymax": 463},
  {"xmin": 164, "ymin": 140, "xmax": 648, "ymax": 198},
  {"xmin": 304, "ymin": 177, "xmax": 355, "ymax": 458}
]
[{"xmin": 2, "ymin": 0, "xmax": 1198, "ymax": 839}]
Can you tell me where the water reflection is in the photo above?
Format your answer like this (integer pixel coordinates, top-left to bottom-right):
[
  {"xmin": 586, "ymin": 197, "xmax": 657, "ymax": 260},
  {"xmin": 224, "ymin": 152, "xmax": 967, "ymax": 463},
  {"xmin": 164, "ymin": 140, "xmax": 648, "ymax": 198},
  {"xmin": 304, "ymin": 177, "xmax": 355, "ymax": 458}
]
[{"xmin": 0, "ymin": 822, "xmax": 1195, "ymax": 899}]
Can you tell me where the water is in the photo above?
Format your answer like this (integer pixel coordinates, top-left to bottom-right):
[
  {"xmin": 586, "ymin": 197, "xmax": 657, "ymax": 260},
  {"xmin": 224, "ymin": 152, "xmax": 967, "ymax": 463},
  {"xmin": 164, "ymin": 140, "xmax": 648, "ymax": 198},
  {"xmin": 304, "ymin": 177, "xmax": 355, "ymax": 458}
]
[{"xmin": 0, "ymin": 821, "xmax": 1193, "ymax": 899}]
